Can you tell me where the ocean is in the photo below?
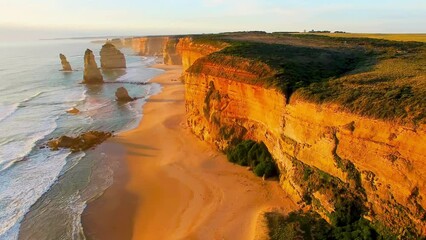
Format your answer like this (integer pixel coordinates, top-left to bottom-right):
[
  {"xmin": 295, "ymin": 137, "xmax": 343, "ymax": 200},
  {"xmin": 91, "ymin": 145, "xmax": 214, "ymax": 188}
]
[{"xmin": 0, "ymin": 39, "xmax": 163, "ymax": 239}]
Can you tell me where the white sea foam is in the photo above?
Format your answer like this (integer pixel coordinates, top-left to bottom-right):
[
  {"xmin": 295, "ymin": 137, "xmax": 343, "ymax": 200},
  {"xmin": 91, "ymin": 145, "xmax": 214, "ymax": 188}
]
[
  {"xmin": 20, "ymin": 91, "xmax": 44, "ymax": 105},
  {"xmin": 0, "ymin": 42, "xmax": 165, "ymax": 239},
  {"xmin": 0, "ymin": 150, "xmax": 70, "ymax": 239},
  {"xmin": 0, "ymin": 103, "xmax": 18, "ymax": 122},
  {"xmin": 0, "ymin": 116, "xmax": 59, "ymax": 171}
]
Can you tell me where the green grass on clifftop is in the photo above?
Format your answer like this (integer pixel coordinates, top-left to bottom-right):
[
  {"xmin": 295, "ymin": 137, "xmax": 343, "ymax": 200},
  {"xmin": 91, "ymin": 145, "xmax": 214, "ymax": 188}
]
[{"xmin": 189, "ymin": 33, "xmax": 426, "ymax": 125}]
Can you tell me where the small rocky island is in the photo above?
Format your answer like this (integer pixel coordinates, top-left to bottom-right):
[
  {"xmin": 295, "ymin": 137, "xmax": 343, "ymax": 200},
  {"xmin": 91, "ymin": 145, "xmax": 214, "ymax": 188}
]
[
  {"xmin": 59, "ymin": 53, "xmax": 72, "ymax": 71},
  {"xmin": 83, "ymin": 49, "xmax": 103, "ymax": 84},
  {"xmin": 100, "ymin": 42, "xmax": 126, "ymax": 69},
  {"xmin": 115, "ymin": 87, "xmax": 134, "ymax": 102},
  {"xmin": 47, "ymin": 131, "xmax": 112, "ymax": 152}
]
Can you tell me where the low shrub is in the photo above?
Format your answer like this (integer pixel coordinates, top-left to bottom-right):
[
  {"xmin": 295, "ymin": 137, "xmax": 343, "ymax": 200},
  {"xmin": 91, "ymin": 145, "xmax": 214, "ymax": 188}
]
[
  {"xmin": 226, "ymin": 140, "xmax": 278, "ymax": 178},
  {"xmin": 266, "ymin": 210, "xmax": 386, "ymax": 240}
]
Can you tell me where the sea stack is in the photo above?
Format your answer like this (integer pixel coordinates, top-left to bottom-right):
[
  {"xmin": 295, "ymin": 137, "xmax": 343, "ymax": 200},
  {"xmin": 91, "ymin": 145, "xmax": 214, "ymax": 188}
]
[
  {"xmin": 59, "ymin": 53, "xmax": 72, "ymax": 71},
  {"xmin": 83, "ymin": 49, "xmax": 103, "ymax": 84},
  {"xmin": 115, "ymin": 87, "xmax": 134, "ymax": 102},
  {"xmin": 100, "ymin": 42, "xmax": 126, "ymax": 69}
]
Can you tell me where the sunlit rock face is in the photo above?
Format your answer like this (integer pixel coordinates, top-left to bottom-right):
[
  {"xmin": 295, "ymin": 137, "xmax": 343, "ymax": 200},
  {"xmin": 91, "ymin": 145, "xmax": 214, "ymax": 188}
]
[
  {"xmin": 83, "ymin": 49, "xmax": 103, "ymax": 84},
  {"xmin": 100, "ymin": 43, "xmax": 126, "ymax": 69},
  {"xmin": 176, "ymin": 37, "xmax": 226, "ymax": 71},
  {"xmin": 130, "ymin": 37, "xmax": 168, "ymax": 56},
  {"xmin": 163, "ymin": 38, "xmax": 182, "ymax": 65},
  {"xmin": 59, "ymin": 53, "xmax": 72, "ymax": 71},
  {"xmin": 122, "ymin": 37, "xmax": 183, "ymax": 65},
  {"xmin": 180, "ymin": 38, "xmax": 426, "ymax": 236}
]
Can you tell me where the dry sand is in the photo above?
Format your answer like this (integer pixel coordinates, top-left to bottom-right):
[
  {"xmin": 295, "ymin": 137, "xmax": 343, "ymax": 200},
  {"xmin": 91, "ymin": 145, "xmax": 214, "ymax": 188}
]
[{"xmin": 82, "ymin": 64, "xmax": 298, "ymax": 240}]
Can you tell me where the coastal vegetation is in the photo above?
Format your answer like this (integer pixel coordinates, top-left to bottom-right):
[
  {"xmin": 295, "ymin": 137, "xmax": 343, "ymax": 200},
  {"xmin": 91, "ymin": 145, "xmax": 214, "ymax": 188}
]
[
  {"xmin": 226, "ymin": 140, "xmax": 278, "ymax": 178},
  {"xmin": 190, "ymin": 33, "xmax": 426, "ymax": 124},
  {"xmin": 265, "ymin": 210, "xmax": 391, "ymax": 240},
  {"xmin": 308, "ymin": 33, "xmax": 426, "ymax": 43}
]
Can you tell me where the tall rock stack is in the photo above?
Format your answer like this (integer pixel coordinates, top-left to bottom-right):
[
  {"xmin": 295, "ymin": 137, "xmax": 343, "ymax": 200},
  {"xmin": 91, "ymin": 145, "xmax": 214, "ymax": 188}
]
[
  {"xmin": 100, "ymin": 43, "xmax": 126, "ymax": 69},
  {"xmin": 59, "ymin": 53, "xmax": 72, "ymax": 71},
  {"xmin": 83, "ymin": 49, "xmax": 103, "ymax": 84}
]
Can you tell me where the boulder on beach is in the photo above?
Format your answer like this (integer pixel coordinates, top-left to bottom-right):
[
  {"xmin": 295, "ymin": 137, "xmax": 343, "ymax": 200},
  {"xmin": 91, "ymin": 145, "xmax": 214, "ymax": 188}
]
[
  {"xmin": 100, "ymin": 43, "xmax": 126, "ymax": 69},
  {"xmin": 115, "ymin": 87, "xmax": 134, "ymax": 102},
  {"xmin": 59, "ymin": 53, "xmax": 72, "ymax": 71},
  {"xmin": 83, "ymin": 49, "xmax": 103, "ymax": 84},
  {"xmin": 47, "ymin": 131, "xmax": 112, "ymax": 152},
  {"xmin": 66, "ymin": 107, "xmax": 80, "ymax": 114}
]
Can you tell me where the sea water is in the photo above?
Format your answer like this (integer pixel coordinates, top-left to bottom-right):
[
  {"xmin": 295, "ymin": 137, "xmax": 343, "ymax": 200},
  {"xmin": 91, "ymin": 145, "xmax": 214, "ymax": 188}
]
[{"xmin": 0, "ymin": 39, "xmax": 163, "ymax": 239}]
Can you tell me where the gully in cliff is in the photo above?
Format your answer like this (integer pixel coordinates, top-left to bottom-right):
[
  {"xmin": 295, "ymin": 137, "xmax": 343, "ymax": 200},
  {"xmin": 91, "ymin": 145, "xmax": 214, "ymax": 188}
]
[
  {"xmin": 83, "ymin": 49, "xmax": 103, "ymax": 84},
  {"xmin": 100, "ymin": 42, "xmax": 127, "ymax": 69}
]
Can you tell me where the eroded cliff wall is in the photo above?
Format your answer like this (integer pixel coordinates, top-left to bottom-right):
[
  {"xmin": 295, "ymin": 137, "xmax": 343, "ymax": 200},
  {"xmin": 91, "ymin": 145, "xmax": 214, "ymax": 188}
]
[
  {"xmin": 182, "ymin": 40, "xmax": 426, "ymax": 236},
  {"xmin": 176, "ymin": 37, "xmax": 227, "ymax": 71},
  {"xmin": 122, "ymin": 37, "xmax": 183, "ymax": 65}
]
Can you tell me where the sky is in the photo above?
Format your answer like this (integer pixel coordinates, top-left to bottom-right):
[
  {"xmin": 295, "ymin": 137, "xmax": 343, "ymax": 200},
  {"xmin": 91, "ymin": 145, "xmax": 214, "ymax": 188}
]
[{"xmin": 0, "ymin": 0, "xmax": 425, "ymax": 41}]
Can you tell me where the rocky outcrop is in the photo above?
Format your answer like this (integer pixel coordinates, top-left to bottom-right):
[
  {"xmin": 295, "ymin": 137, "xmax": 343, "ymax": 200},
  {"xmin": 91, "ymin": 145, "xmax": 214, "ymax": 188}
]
[
  {"xmin": 100, "ymin": 43, "xmax": 126, "ymax": 69},
  {"xmin": 83, "ymin": 49, "xmax": 103, "ymax": 84},
  {"xmin": 115, "ymin": 87, "xmax": 134, "ymax": 102},
  {"xmin": 47, "ymin": 131, "xmax": 112, "ymax": 152},
  {"xmin": 66, "ymin": 107, "xmax": 80, "ymax": 114},
  {"xmin": 182, "ymin": 40, "xmax": 426, "ymax": 236},
  {"xmin": 59, "ymin": 53, "xmax": 72, "ymax": 71}
]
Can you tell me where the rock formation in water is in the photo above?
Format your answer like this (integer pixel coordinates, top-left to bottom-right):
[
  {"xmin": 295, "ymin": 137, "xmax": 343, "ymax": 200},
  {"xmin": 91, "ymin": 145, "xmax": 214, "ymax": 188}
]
[
  {"xmin": 66, "ymin": 107, "xmax": 80, "ymax": 114},
  {"xmin": 59, "ymin": 53, "xmax": 72, "ymax": 71},
  {"xmin": 47, "ymin": 131, "xmax": 112, "ymax": 152},
  {"xmin": 100, "ymin": 42, "xmax": 126, "ymax": 69},
  {"xmin": 115, "ymin": 87, "xmax": 134, "ymax": 102},
  {"xmin": 83, "ymin": 49, "xmax": 103, "ymax": 84}
]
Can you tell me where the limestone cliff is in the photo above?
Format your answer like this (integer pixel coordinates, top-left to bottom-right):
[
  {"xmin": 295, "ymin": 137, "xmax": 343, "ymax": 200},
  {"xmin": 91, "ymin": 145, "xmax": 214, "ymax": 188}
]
[
  {"xmin": 163, "ymin": 38, "xmax": 182, "ymax": 65},
  {"xmin": 100, "ymin": 42, "xmax": 126, "ymax": 69},
  {"xmin": 131, "ymin": 37, "xmax": 168, "ymax": 56},
  {"xmin": 83, "ymin": 49, "xmax": 103, "ymax": 84},
  {"xmin": 59, "ymin": 53, "xmax": 72, "ymax": 71},
  {"xmin": 181, "ymin": 39, "xmax": 426, "ymax": 237},
  {"xmin": 176, "ymin": 37, "xmax": 227, "ymax": 71},
  {"xmin": 124, "ymin": 36, "xmax": 183, "ymax": 65}
]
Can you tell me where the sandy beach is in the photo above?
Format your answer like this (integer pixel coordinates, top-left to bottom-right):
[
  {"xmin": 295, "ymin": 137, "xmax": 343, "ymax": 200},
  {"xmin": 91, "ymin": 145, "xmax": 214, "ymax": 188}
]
[{"xmin": 82, "ymin": 64, "xmax": 298, "ymax": 240}]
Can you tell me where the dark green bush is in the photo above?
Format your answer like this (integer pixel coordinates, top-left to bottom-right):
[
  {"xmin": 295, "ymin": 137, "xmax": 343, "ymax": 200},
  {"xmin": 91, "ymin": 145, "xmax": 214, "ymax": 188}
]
[
  {"xmin": 226, "ymin": 140, "xmax": 278, "ymax": 178},
  {"xmin": 266, "ymin": 210, "xmax": 384, "ymax": 240}
]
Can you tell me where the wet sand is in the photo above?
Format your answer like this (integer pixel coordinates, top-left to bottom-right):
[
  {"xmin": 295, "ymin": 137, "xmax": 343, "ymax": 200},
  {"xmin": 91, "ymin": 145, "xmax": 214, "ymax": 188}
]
[{"xmin": 82, "ymin": 64, "xmax": 298, "ymax": 240}]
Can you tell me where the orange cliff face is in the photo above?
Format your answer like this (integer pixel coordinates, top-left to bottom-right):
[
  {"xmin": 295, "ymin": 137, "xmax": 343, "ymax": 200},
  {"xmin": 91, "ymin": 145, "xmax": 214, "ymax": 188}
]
[
  {"xmin": 118, "ymin": 36, "xmax": 225, "ymax": 67},
  {"xmin": 121, "ymin": 37, "xmax": 183, "ymax": 65},
  {"xmin": 176, "ymin": 37, "xmax": 227, "ymax": 71},
  {"xmin": 181, "ymin": 39, "xmax": 426, "ymax": 236}
]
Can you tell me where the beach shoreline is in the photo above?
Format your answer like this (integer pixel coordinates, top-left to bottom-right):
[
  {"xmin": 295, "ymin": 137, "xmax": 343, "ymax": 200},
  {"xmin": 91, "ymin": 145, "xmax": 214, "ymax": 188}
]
[{"xmin": 81, "ymin": 64, "xmax": 298, "ymax": 240}]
